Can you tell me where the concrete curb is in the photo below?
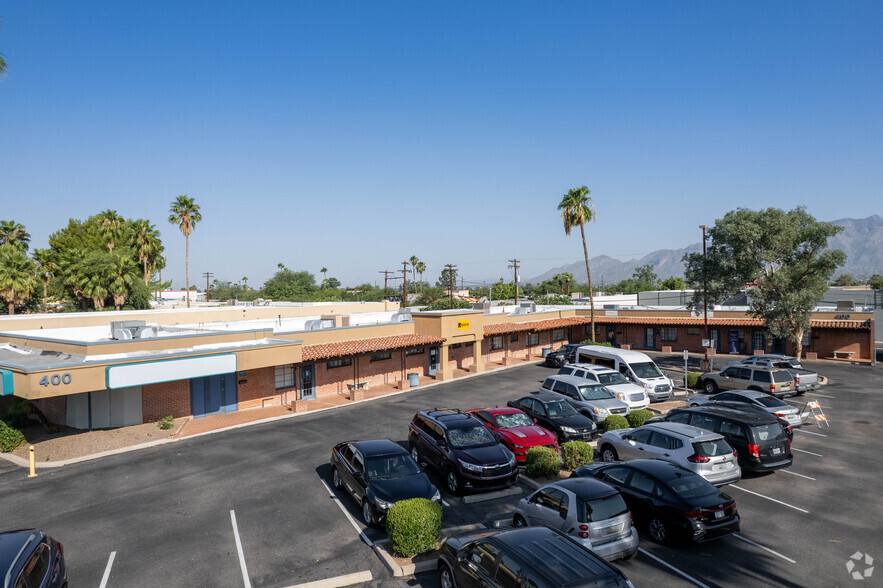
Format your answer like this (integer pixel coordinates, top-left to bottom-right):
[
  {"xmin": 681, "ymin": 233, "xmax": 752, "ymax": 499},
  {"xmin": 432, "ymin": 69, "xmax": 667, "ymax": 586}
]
[
  {"xmin": 461, "ymin": 485, "xmax": 522, "ymax": 504},
  {"xmin": 0, "ymin": 360, "xmax": 544, "ymax": 470},
  {"xmin": 373, "ymin": 523, "xmax": 484, "ymax": 578}
]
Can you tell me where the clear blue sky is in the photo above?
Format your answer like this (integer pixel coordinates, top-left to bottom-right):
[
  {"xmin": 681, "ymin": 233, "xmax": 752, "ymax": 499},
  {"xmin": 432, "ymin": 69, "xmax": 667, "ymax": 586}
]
[{"xmin": 1, "ymin": 2, "xmax": 880, "ymax": 289}]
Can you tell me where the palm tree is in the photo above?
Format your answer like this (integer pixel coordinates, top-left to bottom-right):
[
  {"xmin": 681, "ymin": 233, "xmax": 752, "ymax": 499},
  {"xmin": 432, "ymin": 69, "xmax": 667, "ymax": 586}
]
[
  {"xmin": 107, "ymin": 252, "xmax": 139, "ymax": 310},
  {"xmin": 559, "ymin": 186, "xmax": 597, "ymax": 341},
  {"xmin": 562, "ymin": 271, "xmax": 574, "ymax": 295},
  {"xmin": 242, "ymin": 276, "xmax": 248, "ymax": 290},
  {"xmin": 415, "ymin": 261, "xmax": 426, "ymax": 293},
  {"xmin": 0, "ymin": 246, "xmax": 37, "ymax": 314},
  {"xmin": 96, "ymin": 209, "xmax": 124, "ymax": 252},
  {"xmin": 132, "ymin": 220, "xmax": 164, "ymax": 284},
  {"xmin": 0, "ymin": 54, "xmax": 6, "ymax": 79},
  {"xmin": 168, "ymin": 195, "xmax": 202, "ymax": 308},
  {"xmin": 320, "ymin": 267, "xmax": 328, "ymax": 290},
  {"xmin": 409, "ymin": 256, "xmax": 419, "ymax": 287},
  {"xmin": 32, "ymin": 248, "xmax": 56, "ymax": 311},
  {"xmin": 0, "ymin": 220, "xmax": 30, "ymax": 251}
]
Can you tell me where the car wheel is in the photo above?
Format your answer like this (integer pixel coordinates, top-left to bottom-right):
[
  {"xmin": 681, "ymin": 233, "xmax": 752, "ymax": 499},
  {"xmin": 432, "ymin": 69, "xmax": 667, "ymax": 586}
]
[
  {"xmin": 601, "ymin": 445, "xmax": 619, "ymax": 462},
  {"xmin": 362, "ymin": 500, "xmax": 374, "ymax": 526},
  {"xmin": 703, "ymin": 380, "xmax": 718, "ymax": 394},
  {"xmin": 648, "ymin": 517, "xmax": 670, "ymax": 544},
  {"xmin": 513, "ymin": 514, "xmax": 528, "ymax": 528},
  {"xmin": 446, "ymin": 468, "xmax": 461, "ymax": 495},
  {"xmin": 332, "ymin": 466, "xmax": 342, "ymax": 490},
  {"xmin": 438, "ymin": 561, "xmax": 457, "ymax": 588},
  {"xmin": 409, "ymin": 444, "xmax": 421, "ymax": 466}
]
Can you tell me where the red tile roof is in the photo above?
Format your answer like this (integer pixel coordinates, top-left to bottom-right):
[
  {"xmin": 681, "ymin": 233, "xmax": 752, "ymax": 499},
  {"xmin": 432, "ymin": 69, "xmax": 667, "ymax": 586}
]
[
  {"xmin": 302, "ymin": 334, "xmax": 446, "ymax": 361},
  {"xmin": 484, "ymin": 316, "xmax": 589, "ymax": 336}
]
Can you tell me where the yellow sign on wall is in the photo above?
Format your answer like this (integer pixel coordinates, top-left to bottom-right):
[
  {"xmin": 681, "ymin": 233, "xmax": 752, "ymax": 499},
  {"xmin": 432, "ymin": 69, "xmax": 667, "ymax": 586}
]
[{"xmin": 457, "ymin": 320, "xmax": 470, "ymax": 331}]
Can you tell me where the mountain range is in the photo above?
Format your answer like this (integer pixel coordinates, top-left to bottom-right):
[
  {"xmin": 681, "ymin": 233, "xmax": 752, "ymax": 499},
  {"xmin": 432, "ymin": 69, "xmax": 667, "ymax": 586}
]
[{"xmin": 527, "ymin": 215, "xmax": 883, "ymax": 285}]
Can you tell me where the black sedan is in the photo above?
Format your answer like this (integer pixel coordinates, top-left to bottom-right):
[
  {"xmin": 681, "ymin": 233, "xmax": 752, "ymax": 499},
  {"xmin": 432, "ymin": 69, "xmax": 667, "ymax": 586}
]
[
  {"xmin": 330, "ymin": 439, "xmax": 440, "ymax": 526},
  {"xmin": 571, "ymin": 459, "xmax": 740, "ymax": 545},
  {"xmin": 508, "ymin": 394, "xmax": 598, "ymax": 442},
  {"xmin": 0, "ymin": 529, "xmax": 67, "ymax": 588},
  {"xmin": 543, "ymin": 343, "xmax": 582, "ymax": 367}
]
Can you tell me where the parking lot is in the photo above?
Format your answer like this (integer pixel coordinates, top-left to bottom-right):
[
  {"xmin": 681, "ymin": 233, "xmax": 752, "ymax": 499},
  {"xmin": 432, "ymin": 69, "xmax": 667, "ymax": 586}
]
[{"xmin": 1, "ymin": 357, "xmax": 880, "ymax": 587}]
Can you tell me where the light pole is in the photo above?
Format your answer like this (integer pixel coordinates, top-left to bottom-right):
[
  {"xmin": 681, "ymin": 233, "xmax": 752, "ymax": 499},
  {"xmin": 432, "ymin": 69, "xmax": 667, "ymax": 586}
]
[{"xmin": 700, "ymin": 225, "xmax": 709, "ymax": 372}]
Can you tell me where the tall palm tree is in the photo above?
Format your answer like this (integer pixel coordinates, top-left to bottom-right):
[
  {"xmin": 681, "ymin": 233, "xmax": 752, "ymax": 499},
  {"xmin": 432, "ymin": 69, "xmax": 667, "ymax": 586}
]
[
  {"xmin": 0, "ymin": 246, "xmax": 38, "ymax": 315},
  {"xmin": 0, "ymin": 54, "xmax": 6, "ymax": 79},
  {"xmin": 558, "ymin": 186, "xmax": 597, "ymax": 341},
  {"xmin": 96, "ymin": 209, "xmax": 124, "ymax": 252},
  {"xmin": 132, "ymin": 220, "xmax": 164, "ymax": 284},
  {"xmin": 320, "ymin": 267, "xmax": 328, "ymax": 290},
  {"xmin": 107, "ymin": 252, "xmax": 139, "ymax": 310},
  {"xmin": 242, "ymin": 276, "xmax": 248, "ymax": 290},
  {"xmin": 32, "ymin": 248, "xmax": 56, "ymax": 311},
  {"xmin": 409, "ymin": 255, "xmax": 419, "ymax": 286},
  {"xmin": 0, "ymin": 220, "xmax": 30, "ymax": 251},
  {"xmin": 415, "ymin": 261, "xmax": 426, "ymax": 293},
  {"xmin": 168, "ymin": 195, "xmax": 202, "ymax": 308}
]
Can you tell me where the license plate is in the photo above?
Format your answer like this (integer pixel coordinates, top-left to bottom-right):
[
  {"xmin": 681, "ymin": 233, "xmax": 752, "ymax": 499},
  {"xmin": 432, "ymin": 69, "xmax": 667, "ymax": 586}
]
[
  {"xmin": 714, "ymin": 510, "xmax": 725, "ymax": 519},
  {"xmin": 772, "ymin": 447, "xmax": 782, "ymax": 455},
  {"xmin": 713, "ymin": 462, "xmax": 732, "ymax": 471}
]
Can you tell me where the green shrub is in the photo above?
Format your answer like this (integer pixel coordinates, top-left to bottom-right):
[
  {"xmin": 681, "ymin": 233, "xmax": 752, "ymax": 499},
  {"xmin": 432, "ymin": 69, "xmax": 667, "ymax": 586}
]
[
  {"xmin": 560, "ymin": 441, "xmax": 593, "ymax": 470},
  {"xmin": 626, "ymin": 409, "xmax": 654, "ymax": 428},
  {"xmin": 386, "ymin": 498, "xmax": 443, "ymax": 558},
  {"xmin": 0, "ymin": 420, "xmax": 26, "ymax": 453},
  {"xmin": 158, "ymin": 415, "xmax": 174, "ymax": 430},
  {"xmin": 580, "ymin": 339, "xmax": 613, "ymax": 347},
  {"xmin": 687, "ymin": 372, "xmax": 702, "ymax": 388},
  {"xmin": 2, "ymin": 398, "xmax": 32, "ymax": 429},
  {"xmin": 525, "ymin": 446, "xmax": 561, "ymax": 479},
  {"xmin": 602, "ymin": 415, "xmax": 630, "ymax": 431}
]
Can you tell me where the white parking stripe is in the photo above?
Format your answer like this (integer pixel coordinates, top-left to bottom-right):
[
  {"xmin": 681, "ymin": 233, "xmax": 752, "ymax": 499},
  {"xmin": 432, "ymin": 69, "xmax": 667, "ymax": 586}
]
[
  {"xmin": 781, "ymin": 469, "xmax": 816, "ymax": 481},
  {"xmin": 805, "ymin": 392, "xmax": 836, "ymax": 398},
  {"xmin": 792, "ymin": 447, "xmax": 823, "ymax": 457},
  {"xmin": 286, "ymin": 570, "xmax": 374, "ymax": 588},
  {"xmin": 442, "ymin": 499, "xmax": 451, "ymax": 507},
  {"xmin": 794, "ymin": 428, "xmax": 827, "ymax": 437},
  {"xmin": 733, "ymin": 533, "xmax": 797, "ymax": 564},
  {"xmin": 788, "ymin": 401, "xmax": 830, "ymax": 410},
  {"xmin": 729, "ymin": 485, "xmax": 809, "ymax": 514},
  {"xmin": 99, "ymin": 551, "xmax": 116, "ymax": 588},
  {"xmin": 319, "ymin": 478, "xmax": 374, "ymax": 547},
  {"xmin": 230, "ymin": 510, "xmax": 252, "ymax": 588},
  {"xmin": 638, "ymin": 548, "xmax": 711, "ymax": 588}
]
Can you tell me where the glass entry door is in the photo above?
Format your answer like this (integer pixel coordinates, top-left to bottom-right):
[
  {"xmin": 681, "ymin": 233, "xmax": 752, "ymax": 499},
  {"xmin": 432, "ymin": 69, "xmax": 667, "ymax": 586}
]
[{"xmin": 300, "ymin": 365, "xmax": 315, "ymax": 400}]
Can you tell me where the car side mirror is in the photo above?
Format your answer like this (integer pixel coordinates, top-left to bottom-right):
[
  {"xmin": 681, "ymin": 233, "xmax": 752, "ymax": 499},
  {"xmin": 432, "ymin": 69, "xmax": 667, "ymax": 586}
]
[
  {"xmin": 559, "ymin": 508, "xmax": 567, "ymax": 519},
  {"xmin": 533, "ymin": 418, "xmax": 538, "ymax": 423},
  {"xmin": 457, "ymin": 551, "xmax": 467, "ymax": 563},
  {"xmin": 353, "ymin": 471, "xmax": 364, "ymax": 481},
  {"xmin": 484, "ymin": 423, "xmax": 493, "ymax": 428}
]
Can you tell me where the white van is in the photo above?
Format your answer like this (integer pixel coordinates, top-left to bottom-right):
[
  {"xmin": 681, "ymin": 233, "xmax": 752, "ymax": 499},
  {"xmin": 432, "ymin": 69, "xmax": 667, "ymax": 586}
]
[{"xmin": 574, "ymin": 345, "xmax": 673, "ymax": 402}]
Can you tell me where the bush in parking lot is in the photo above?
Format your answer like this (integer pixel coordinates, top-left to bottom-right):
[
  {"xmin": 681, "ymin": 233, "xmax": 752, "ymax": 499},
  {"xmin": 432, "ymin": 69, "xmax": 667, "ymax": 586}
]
[
  {"xmin": 626, "ymin": 409, "xmax": 654, "ymax": 428},
  {"xmin": 602, "ymin": 415, "xmax": 630, "ymax": 431},
  {"xmin": 561, "ymin": 441, "xmax": 593, "ymax": 470},
  {"xmin": 525, "ymin": 446, "xmax": 561, "ymax": 479},
  {"xmin": 386, "ymin": 498, "xmax": 443, "ymax": 558},
  {"xmin": 158, "ymin": 415, "xmax": 174, "ymax": 430},
  {"xmin": 0, "ymin": 420, "xmax": 26, "ymax": 453},
  {"xmin": 687, "ymin": 372, "xmax": 702, "ymax": 388}
]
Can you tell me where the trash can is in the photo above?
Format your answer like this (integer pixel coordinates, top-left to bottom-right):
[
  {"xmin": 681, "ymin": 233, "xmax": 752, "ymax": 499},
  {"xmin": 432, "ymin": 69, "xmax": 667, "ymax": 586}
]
[
  {"xmin": 408, "ymin": 373, "xmax": 420, "ymax": 388},
  {"xmin": 542, "ymin": 348, "xmax": 552, "ymax": 358}
]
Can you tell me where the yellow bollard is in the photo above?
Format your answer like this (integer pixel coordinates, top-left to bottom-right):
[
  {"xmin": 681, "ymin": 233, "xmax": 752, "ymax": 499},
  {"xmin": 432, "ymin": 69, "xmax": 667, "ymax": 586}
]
[{"xmin": 27, "ymin": 445, "xmax": 37, "ymax": 478}]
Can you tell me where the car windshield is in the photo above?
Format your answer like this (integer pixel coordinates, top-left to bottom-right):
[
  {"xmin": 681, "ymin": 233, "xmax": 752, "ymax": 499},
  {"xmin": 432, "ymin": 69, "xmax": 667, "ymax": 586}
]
[
  {"xmin": 665, "ymin": 472, "xmax": 718, "ymax": 499},
  {"xmin": 582, "ymin": 493, "xmax": 629, "ymax": 522},
  {"xmin": 555, "ymin": 345, "xmax": 573, "ymax": 354},
  {"xmin": 755, "ymin": 396, "xmax": 789, "ymax": 408},
  {"xmin": 544, "ymin": 400, "xmax": 578, "ymax": 418},
  {"xmin": 631, "ymin": 362, "xmax": 663, "ymax": 378},
  {"xmin": 578, "ymin": 384, "xmax": 615, "ymax": 400},
  {"xmin": 447, "ymin": 425, "xmax": 497, "ymax": 448},
  {"xmin": 494, "ymin": 412, "xmax": 534, "ymax": 429},
  {"xmin": 596, "ymin": 372, "xmax": 628, "ymax": 385},
  {"xmin": 365, "ymin": 454, "xmax": 422, "ymax": 480},
  {"xmin": 755, "ymin": 422, "xmax": 787, "ymax": 441}
]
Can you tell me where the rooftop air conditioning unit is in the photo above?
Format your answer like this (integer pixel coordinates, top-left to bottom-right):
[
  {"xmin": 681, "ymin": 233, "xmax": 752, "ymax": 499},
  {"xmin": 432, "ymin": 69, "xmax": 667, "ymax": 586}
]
[
  {"xmin": 836, "ymin": 300, "xmax": 855, "ymax": 311},
  {"xmin": 112, "ymin": 329, "xmax": 133, "ymax": 340},
  {"xmin": 305, "ymin": 319, "xmax": 335, "ymax": 330}
]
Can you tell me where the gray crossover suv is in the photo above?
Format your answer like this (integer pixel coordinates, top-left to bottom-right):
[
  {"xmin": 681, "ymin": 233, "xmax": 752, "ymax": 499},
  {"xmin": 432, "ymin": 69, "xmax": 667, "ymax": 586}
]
[
  {"xmin": 597, "ymin": 422, "xmax": 741, "ymax": 486},
  {"xmin": 538, "ymin": 375, "xmax": 630, "ymax": 424}
]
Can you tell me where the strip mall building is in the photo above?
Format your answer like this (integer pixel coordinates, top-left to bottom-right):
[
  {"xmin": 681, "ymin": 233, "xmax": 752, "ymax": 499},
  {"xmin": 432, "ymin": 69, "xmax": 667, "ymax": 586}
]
[{"xmin": 0, "ymin": 301, "xmax": 873, "ymax": 430}]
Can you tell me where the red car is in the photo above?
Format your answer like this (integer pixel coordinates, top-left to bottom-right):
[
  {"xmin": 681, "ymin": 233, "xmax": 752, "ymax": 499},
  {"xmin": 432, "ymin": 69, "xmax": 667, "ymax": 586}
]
[{"xmin": 466, "ymin": 407, "xmax": 559, "ymax": 463}]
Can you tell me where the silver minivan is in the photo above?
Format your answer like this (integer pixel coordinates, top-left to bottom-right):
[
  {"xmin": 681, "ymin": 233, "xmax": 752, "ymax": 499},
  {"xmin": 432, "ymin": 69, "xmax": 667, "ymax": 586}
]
[
  {"xmin": 538, "ymin": 375, "xmax": 630, "ymax": 424},
  {"xmin": 513, "ymin": 477, "xmax": 639, "ymax": 561}
]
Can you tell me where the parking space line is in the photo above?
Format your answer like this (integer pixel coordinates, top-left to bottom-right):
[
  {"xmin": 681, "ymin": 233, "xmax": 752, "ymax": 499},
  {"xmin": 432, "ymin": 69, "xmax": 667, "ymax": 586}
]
[
  {"xmin": 286, "ymin": 570, "xmax": 373, "ymax": 588},
  {"xmin": 805, "ymin": 392, "xmax": 836, "ymax": 398},
  {"xmin": 794, "ymin": 428, "xmax": 827, "ymax": 437},
  {"xmin": 792, "ymin": 447, "xmax": 823, "ymax": 457},
  {"xmin": 319, "ymin": 479, "xmax": 373, "ymax": 547},
  {"xmin": 442, "ymin": 499, "xmax": 451, "ymax": 507},
  {"xmin": 637, "ymin": 548, "xmax": 711, "ymax": 588},
  {"xmin": 733, "ymin": 533, "xmax": 797, "ymax": 564},
  {"xmin": 781, "ymin": 469, "xmax": 816, "ymax": 481},
  {"xmin": 230, "ymin": 510, "xmax": 252, "ymax": 588},
  {"xmin": 789, "ymin": 401, "xmax": 830, "ymax": 410},
  {"xmin": 99, "ymin": 551, "xmax": 116, "ymax": 588},
  {"xmin": 729, "ymin": 485, "xmax": 809, "ymax": 513}
]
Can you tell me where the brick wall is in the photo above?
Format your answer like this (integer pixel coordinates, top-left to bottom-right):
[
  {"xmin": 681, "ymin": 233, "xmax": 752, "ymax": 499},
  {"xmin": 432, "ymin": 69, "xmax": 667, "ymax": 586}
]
[
  {"xmin": 314, "ymin": 349, "xmax": 433, "ymax": 399},
  {"xmin": 142, "ymin": 380, "xmax": 191, "ymax": 423},
  {"xmin": 237, "ymin": 367, "xmax": 287, "ymax": 409},
  {"xmin": 34, "ymin": 396, "xmax": 67, "ymax": 426}
]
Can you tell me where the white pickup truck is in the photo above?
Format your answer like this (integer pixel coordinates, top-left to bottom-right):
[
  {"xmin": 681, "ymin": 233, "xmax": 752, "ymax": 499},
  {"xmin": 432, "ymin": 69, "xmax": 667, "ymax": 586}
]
[{"xmin": 726, "ymin": 354, "xmax": 821, "ymax": 394}]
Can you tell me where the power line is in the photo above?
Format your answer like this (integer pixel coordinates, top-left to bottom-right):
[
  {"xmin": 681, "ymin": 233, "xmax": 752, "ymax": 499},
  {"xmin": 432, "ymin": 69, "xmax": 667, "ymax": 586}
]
[
  {"xmin": 445, "ymin": 264, "xmax": 457, "ymax": 309},
  {"xmin": 508, "ymin": 258, "xmax": 520, "ymax": 304},
  {"xmin": 202, "ymin": 272, "xmax": 214, "ymax": 300},
  {"xmin": 399, "ymin": 261, "xmax": 409, "ymax": 306},
  {"xmin": 378, "ymin": 270, "xmax": 395, "ymax": 300}
]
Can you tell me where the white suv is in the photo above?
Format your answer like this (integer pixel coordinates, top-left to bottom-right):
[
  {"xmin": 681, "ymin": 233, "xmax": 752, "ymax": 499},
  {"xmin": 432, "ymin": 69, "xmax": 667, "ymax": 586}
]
[{"xmin": 559, "ymin": 364, "xmax": 650, "ymax": 411}]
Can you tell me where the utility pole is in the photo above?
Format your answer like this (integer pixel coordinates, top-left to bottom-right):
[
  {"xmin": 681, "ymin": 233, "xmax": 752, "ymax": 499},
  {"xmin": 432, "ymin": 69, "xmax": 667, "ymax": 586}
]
[
  {"xmin": 508, "ymin": 258, "xmax": 520, "ymax": 304},
  {"xmin": 400, "ymin": 261, "xmax": 409, "ymax": 308},
  {"xmin": 445, "ymin": 264, "xmax": 457, "ymax": 309},
  {"xmin": 700, "ymin": 225, "xmax": 709, "ymax": 372},
  {"xmin": 379, "ymin": 270, "xmax": 394, "ymax": 301},
  {"xmin": 202, "ymin": 272, "xmax": 214, "ymax": 301}
]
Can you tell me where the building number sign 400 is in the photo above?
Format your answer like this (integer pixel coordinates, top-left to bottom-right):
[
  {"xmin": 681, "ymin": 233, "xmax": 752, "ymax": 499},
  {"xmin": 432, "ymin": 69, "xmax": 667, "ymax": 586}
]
[{"xmin": 39, "ymin": 373, "xmax": 72, "ymax": 387}]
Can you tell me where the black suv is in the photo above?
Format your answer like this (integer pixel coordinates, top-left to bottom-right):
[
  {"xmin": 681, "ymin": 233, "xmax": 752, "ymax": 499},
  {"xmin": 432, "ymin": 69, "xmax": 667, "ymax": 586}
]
[
  {"xmin": 0, "ymin": 529, "xmax": 67, "ymax": 588},
  {"xmin": 409, "ymin": 409, "xmax": 518, "ymax": 495},
  {"xmin": 437, "ymin": 526, "xmax": 634, "ymax": 588},
  {"xmin": 650, "ymin": 405, "xmax": 793, "ymax": 472},
  {"xmin": 544, "ymin": 343, "xmax": 582, "ymax": 368}
]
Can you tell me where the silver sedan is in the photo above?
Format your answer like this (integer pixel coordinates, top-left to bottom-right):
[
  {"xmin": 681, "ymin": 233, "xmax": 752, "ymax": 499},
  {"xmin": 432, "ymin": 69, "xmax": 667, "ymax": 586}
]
[{"xmin": 688, "ymin": 389, "xmax": 803, "ymax": 428}]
